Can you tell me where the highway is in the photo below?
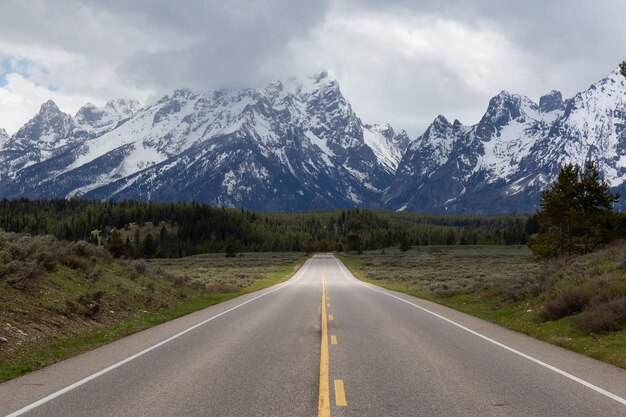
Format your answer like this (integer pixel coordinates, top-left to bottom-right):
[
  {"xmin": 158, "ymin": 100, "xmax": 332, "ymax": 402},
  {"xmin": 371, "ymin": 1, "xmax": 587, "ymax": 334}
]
[{"xmin": 1, "ymin": 254, "xmax": 625, "ymax": 416}]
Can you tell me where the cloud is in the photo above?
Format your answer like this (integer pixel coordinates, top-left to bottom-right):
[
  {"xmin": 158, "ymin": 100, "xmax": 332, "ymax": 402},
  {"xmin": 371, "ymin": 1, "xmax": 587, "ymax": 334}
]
[
  {"xmin": 0, "ymin": 0, "xmax": 330, "ymax": 132},
  {"xmin": 100, "ymin": 0, "xmax": 331, "ymax": 91},
  {"xmin": 0, "ymin": 0, "xmax": 625, "ymax": 137},
  {"xmin": 267, "ymin": 7, "xmax": 532, "ymax": 135}
]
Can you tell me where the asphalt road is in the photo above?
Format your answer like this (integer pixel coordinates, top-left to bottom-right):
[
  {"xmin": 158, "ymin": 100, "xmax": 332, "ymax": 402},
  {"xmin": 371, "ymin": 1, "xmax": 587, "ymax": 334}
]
[{"xmin": 1, "ymin": 254, "xmax": 625, "ymax": 416}]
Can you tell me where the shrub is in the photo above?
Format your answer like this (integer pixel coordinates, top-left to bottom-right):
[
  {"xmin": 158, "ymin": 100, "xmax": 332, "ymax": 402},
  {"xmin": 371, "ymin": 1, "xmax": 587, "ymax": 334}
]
[
  {"xmin": 71, "ymin": 241, "xmax": 93, "ymax": 257},
  {"xmin": 593, "ymin": 281, "xmax": 626, "ymax": 305},
  {"xmin": 539, "ymin": 285, "xmax": 593, "ymax": 321},
  {"xmin": 0, "ymin": 250, "xmax": 10, "ymax": 263},
  {"xmin": 77, "ymin": 291, "xmax": 105, "ymax": 318},
  {"xmin": 495, "ymin": 274, "xmax": 542, "ymax": 302},
  {"xmin": 8, "ymin": 236, "xmax": 35, "ymax": 260},
  {"xmin": 0, "ymin": 260, "xmax": 20, "ymax": 280},
  {"xmin": 60, "ymin": 254, "xmax": 90, "ymax": 270},
  {"xmin": 572, "ymin": 296, "xmax": 626, "ymax": 332},
  {"xmin": 133, "ymin": 262, "xmax": 147, "ymax": 274},
  {"xmin": 71, "ymin": 240, "xmax": 111, "ymax": 261},
  {"xmin": 85, "ymin": 266, "xmax": 103, "ymax": 280},
  {"xmin": 34, "ymin": 250, "xmax": 57, "ymax": 272},
  {"xmin": 10, "ymin": 261, "xmax": 45, "ymax": 289},
  {"xmin": 205, "ymin": 282, "xmax": 240, "ymax": 293}
]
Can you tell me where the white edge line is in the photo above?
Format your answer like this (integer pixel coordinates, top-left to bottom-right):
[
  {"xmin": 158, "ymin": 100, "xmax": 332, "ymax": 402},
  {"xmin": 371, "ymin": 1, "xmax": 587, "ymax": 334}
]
[
  {"xmin": 5, "ymin": 258, "xmax": 314, "ymax": 417},
  {"xmin": 333, "ymin": 257, "xmax": 626, "ymax": 406}
]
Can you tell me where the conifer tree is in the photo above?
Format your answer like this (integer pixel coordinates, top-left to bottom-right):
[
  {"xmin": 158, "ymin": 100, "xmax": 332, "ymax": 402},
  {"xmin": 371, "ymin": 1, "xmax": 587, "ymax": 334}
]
[
  {"xmin": 531, "ymin": 162, "xmax": 619, "ymax": 257},
  {"xmin": 142, "ymin": 233, "xmax": 157, "ymax": 258},
  {"xmin": 399, "ymin": 235, "xmax": 411, "ymax": 252},
  {"xmin": 577, "ymin": 161, "xmax": 620, "ymax": 252}
]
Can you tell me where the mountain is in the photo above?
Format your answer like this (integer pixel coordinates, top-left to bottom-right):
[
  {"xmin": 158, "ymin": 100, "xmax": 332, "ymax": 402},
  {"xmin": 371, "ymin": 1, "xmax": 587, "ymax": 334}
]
[
  {"xmin": 0, "ymin": 128, "xmax": 8, "ymax": 150},
  {"xmin": 1, "ymin": 67, "xmax": 626, "ymax": 213},
  {"xmin": 386, "ymin": 67, "xmax": 626, "ymax": 213},
  {"xmin": 0, "ymin": 72, "xmax": 409, "ymax": 210}
]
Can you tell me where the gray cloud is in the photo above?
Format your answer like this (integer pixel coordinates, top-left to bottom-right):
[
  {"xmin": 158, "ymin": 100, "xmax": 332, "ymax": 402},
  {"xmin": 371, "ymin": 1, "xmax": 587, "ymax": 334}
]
[
  {"xmin": 96, "ymin": 0, "xmax": 331, "ymax": 91},
  {"xmin": 0, "ymin": 0, "xmax": 624, "ymax": 136}
]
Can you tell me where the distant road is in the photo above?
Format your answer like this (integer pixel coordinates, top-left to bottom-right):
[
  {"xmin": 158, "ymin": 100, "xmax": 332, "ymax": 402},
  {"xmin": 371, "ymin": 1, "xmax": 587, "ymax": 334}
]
[{"xmin": 1, "ymin": 255, "xmax": 625, "ymax": 416}]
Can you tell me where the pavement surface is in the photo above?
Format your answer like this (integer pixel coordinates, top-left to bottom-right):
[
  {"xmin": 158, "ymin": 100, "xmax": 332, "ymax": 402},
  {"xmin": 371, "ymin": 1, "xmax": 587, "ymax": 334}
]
[{"xmin": 1, "ymin": 254, "xmax": 625, "ymax": 416}]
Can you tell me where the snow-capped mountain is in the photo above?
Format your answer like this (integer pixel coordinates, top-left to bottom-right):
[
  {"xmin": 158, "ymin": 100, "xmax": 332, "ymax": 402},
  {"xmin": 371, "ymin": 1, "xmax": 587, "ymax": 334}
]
[
  {"xmin": 0, "ymin": 99, "xmax": 141, "ymax": 182},
  {"xmin": 0, "ymin": 72, "xmax": 409, "ymax": 210},
  {"xmin": 0, "ymin": 128, "xmax": 8, "ymax": 150},
  {"xmin": 386, "ymin": 67, "xmax": 626, "ymax": 213},
  {"xmin": 75, "ymin": 99, "xmax": 141, "ymax": 136},
  {"xmin": 2, "ymin": 66, "xmax": 626, "ymax": 213}
]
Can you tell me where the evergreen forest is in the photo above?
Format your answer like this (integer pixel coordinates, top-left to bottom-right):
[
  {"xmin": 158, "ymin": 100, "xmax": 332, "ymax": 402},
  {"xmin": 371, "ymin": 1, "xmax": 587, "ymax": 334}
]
[{"xmin": 0, "ymin": 199, "xmax": 535, "ymax": 258}]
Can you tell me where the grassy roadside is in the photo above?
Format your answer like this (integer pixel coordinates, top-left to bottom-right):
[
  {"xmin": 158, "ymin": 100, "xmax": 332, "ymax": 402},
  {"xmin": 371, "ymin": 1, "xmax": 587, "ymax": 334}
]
[
  {"xmin": 0, "ymin": 237, "xmax": 307, "ymax": 383},
  {"xmin": 339, "ymin": 246, "xmax": 626, "ymax": 370}
]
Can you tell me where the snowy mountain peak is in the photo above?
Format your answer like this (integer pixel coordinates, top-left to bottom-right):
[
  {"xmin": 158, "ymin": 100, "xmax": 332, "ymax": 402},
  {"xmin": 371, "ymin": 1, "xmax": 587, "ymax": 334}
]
[
  {"xmin": 298, "ymin": 70, "xmax": 338, "ymax": 94},
  {"xmin": 539, "ymin": 90, "xmax": 563, "ymax": 112},
  {"xmin": 433, "ymin": 114, "xmax": 451, "ymax": 127},
  {"xmin": 75, "ymin": 99, "xmax": 141, "ymax": 135},
  {"xmin": 476, "ymin": 91, "xmax": 540, "ymax": 139},
  {"xmin": 104, "ymin": 99, "xmax": 141, "ymax": 118},
  {"xmin": 39, "ymin": 99, "xmax": 61, "ymax": 114},
  {"xmin": 0, "ymin": 129, "xmax": 8, "ymax": 149},
  {"xmin": 314, "ymin": 69, "xmax": 329, "ymax": 80},
  {"xmin": 13, "ymin": 99, "xmax": 73, "ymax": 144}
]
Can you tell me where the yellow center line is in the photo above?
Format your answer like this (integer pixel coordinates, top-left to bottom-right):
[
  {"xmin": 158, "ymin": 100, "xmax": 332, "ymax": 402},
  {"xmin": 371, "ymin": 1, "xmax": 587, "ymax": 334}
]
[
  {"xmin": 328, "ymin": 314, "xmax": 334, "ymax": 321},
  {"xmin": 334, "ymin": 380, "xmax": 347, "ymax": 406},
  {"xmin": 318, "ymin": 274, "xmax": 330, "ymax": 417},
  {"xmin": 330, "ymin": 335, "xmax": 337, "ymax": 345}
]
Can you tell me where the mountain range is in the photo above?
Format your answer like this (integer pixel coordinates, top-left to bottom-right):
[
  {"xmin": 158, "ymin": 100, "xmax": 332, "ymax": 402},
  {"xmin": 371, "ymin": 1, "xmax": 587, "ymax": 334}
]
[{"xmin": 1, "ymin": 67, "xmax": 626, "ymax": 214}]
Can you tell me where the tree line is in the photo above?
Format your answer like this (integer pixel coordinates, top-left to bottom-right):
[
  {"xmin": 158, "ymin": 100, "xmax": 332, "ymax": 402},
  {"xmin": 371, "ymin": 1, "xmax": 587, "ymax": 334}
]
[{"xmin": 0, "ymin": 199, "xmax": 533, "ymax": 258}]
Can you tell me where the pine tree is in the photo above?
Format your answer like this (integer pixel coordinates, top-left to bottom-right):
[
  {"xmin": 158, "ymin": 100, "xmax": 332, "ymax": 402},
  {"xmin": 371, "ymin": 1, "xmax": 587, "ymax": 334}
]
[
  {"xmin": 577, "ymin": 161, "xmax": 620, "ymax": 253},
  {"xmin": 530, "ymin": 162, "xmax": 619, "ymax": 257},
  {"xmin": 142, "ymin": 233, "xmax": 157, "ymax": 258},
  {"xmin": 346, "ymin": 233, "xmax": 362, "ymax": 254},
  {"xmin": 399, "ymin": 235, "xmax": 410, "ymax": 252},
  {"xmin": 108, "ymin": 232, "xmax": 126, "ymax": 258}
]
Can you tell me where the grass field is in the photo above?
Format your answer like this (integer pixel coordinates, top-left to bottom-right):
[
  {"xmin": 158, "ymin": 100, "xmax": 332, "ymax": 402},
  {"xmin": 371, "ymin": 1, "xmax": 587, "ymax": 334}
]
[
  {"xmin": 145, "ymin": 252, "xmax": 306, "ymax": 293},
  {"xmin": 0, "ymin": 239, "xmax": 307, "ymax": 382},
  {"xmin": 340, "ymin": 245, "xmax": 538, "ymax": 296},
  {"xmin": 340, "ymin": 245, "xmax": 626, "ymax": 369}
]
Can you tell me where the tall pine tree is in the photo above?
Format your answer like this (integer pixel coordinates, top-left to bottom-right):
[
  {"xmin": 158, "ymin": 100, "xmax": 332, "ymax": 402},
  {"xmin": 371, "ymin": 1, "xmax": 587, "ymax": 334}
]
[{"xmin": 530, "ymin": 162, "xmax": 619, "ymax": 257}]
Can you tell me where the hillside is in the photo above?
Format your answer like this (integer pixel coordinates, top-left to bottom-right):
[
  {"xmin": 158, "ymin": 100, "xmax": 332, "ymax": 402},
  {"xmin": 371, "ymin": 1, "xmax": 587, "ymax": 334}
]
[{"xmin": 0, "ymin": 230, "xmax": 305, "ymax": 381}]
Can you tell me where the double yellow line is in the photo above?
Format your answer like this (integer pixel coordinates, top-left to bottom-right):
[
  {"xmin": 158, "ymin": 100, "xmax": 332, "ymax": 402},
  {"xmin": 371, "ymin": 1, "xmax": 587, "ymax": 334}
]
[
  {"xmin": 319, "ymin": 275, "xmax": 331, "ymax": 417},
  {"xmin": 319, "ymin": 274, "xmax": 347, "ymax": 417}
]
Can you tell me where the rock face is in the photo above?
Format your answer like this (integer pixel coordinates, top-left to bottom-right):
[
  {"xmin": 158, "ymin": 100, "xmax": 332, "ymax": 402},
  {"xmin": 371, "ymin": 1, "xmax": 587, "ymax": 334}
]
[{"xmin": 2, "ymin": 67, "xmax": 626, "ymax": 213}]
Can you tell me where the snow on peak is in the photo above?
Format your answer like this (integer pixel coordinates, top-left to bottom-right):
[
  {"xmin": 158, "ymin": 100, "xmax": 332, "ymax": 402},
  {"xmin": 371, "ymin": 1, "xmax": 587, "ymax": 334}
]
[
  {"xmin": 75, "ymin": 99, "xmax": 141, "ymax": 135},
  {"xmin": 362, "ymin": 123, "xmax": 408, "ymax": 172},
  {"xmin": 0, "ymin": 128, "xmax": 8, "ymax": 149},
  {"xmin": 39, "ymin": 99, "xmax": 61, "ymax": 114},
  {"xmin": 105, "ymin": 99, "xmax": 141, "ymax": 118}
]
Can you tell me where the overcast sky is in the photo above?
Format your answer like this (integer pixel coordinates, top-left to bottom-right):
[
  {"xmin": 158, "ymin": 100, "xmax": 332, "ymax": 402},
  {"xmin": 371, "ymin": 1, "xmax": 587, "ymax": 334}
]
[{"xmin": 1, "ymin": 0, "xmax": 625, "ymax": 136}]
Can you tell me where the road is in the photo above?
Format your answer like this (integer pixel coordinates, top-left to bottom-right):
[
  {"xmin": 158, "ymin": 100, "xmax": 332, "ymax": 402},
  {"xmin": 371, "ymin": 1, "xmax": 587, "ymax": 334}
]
[{"xmin": 1, "ymin": 254, "xmax": 625, "ymax": 416}]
